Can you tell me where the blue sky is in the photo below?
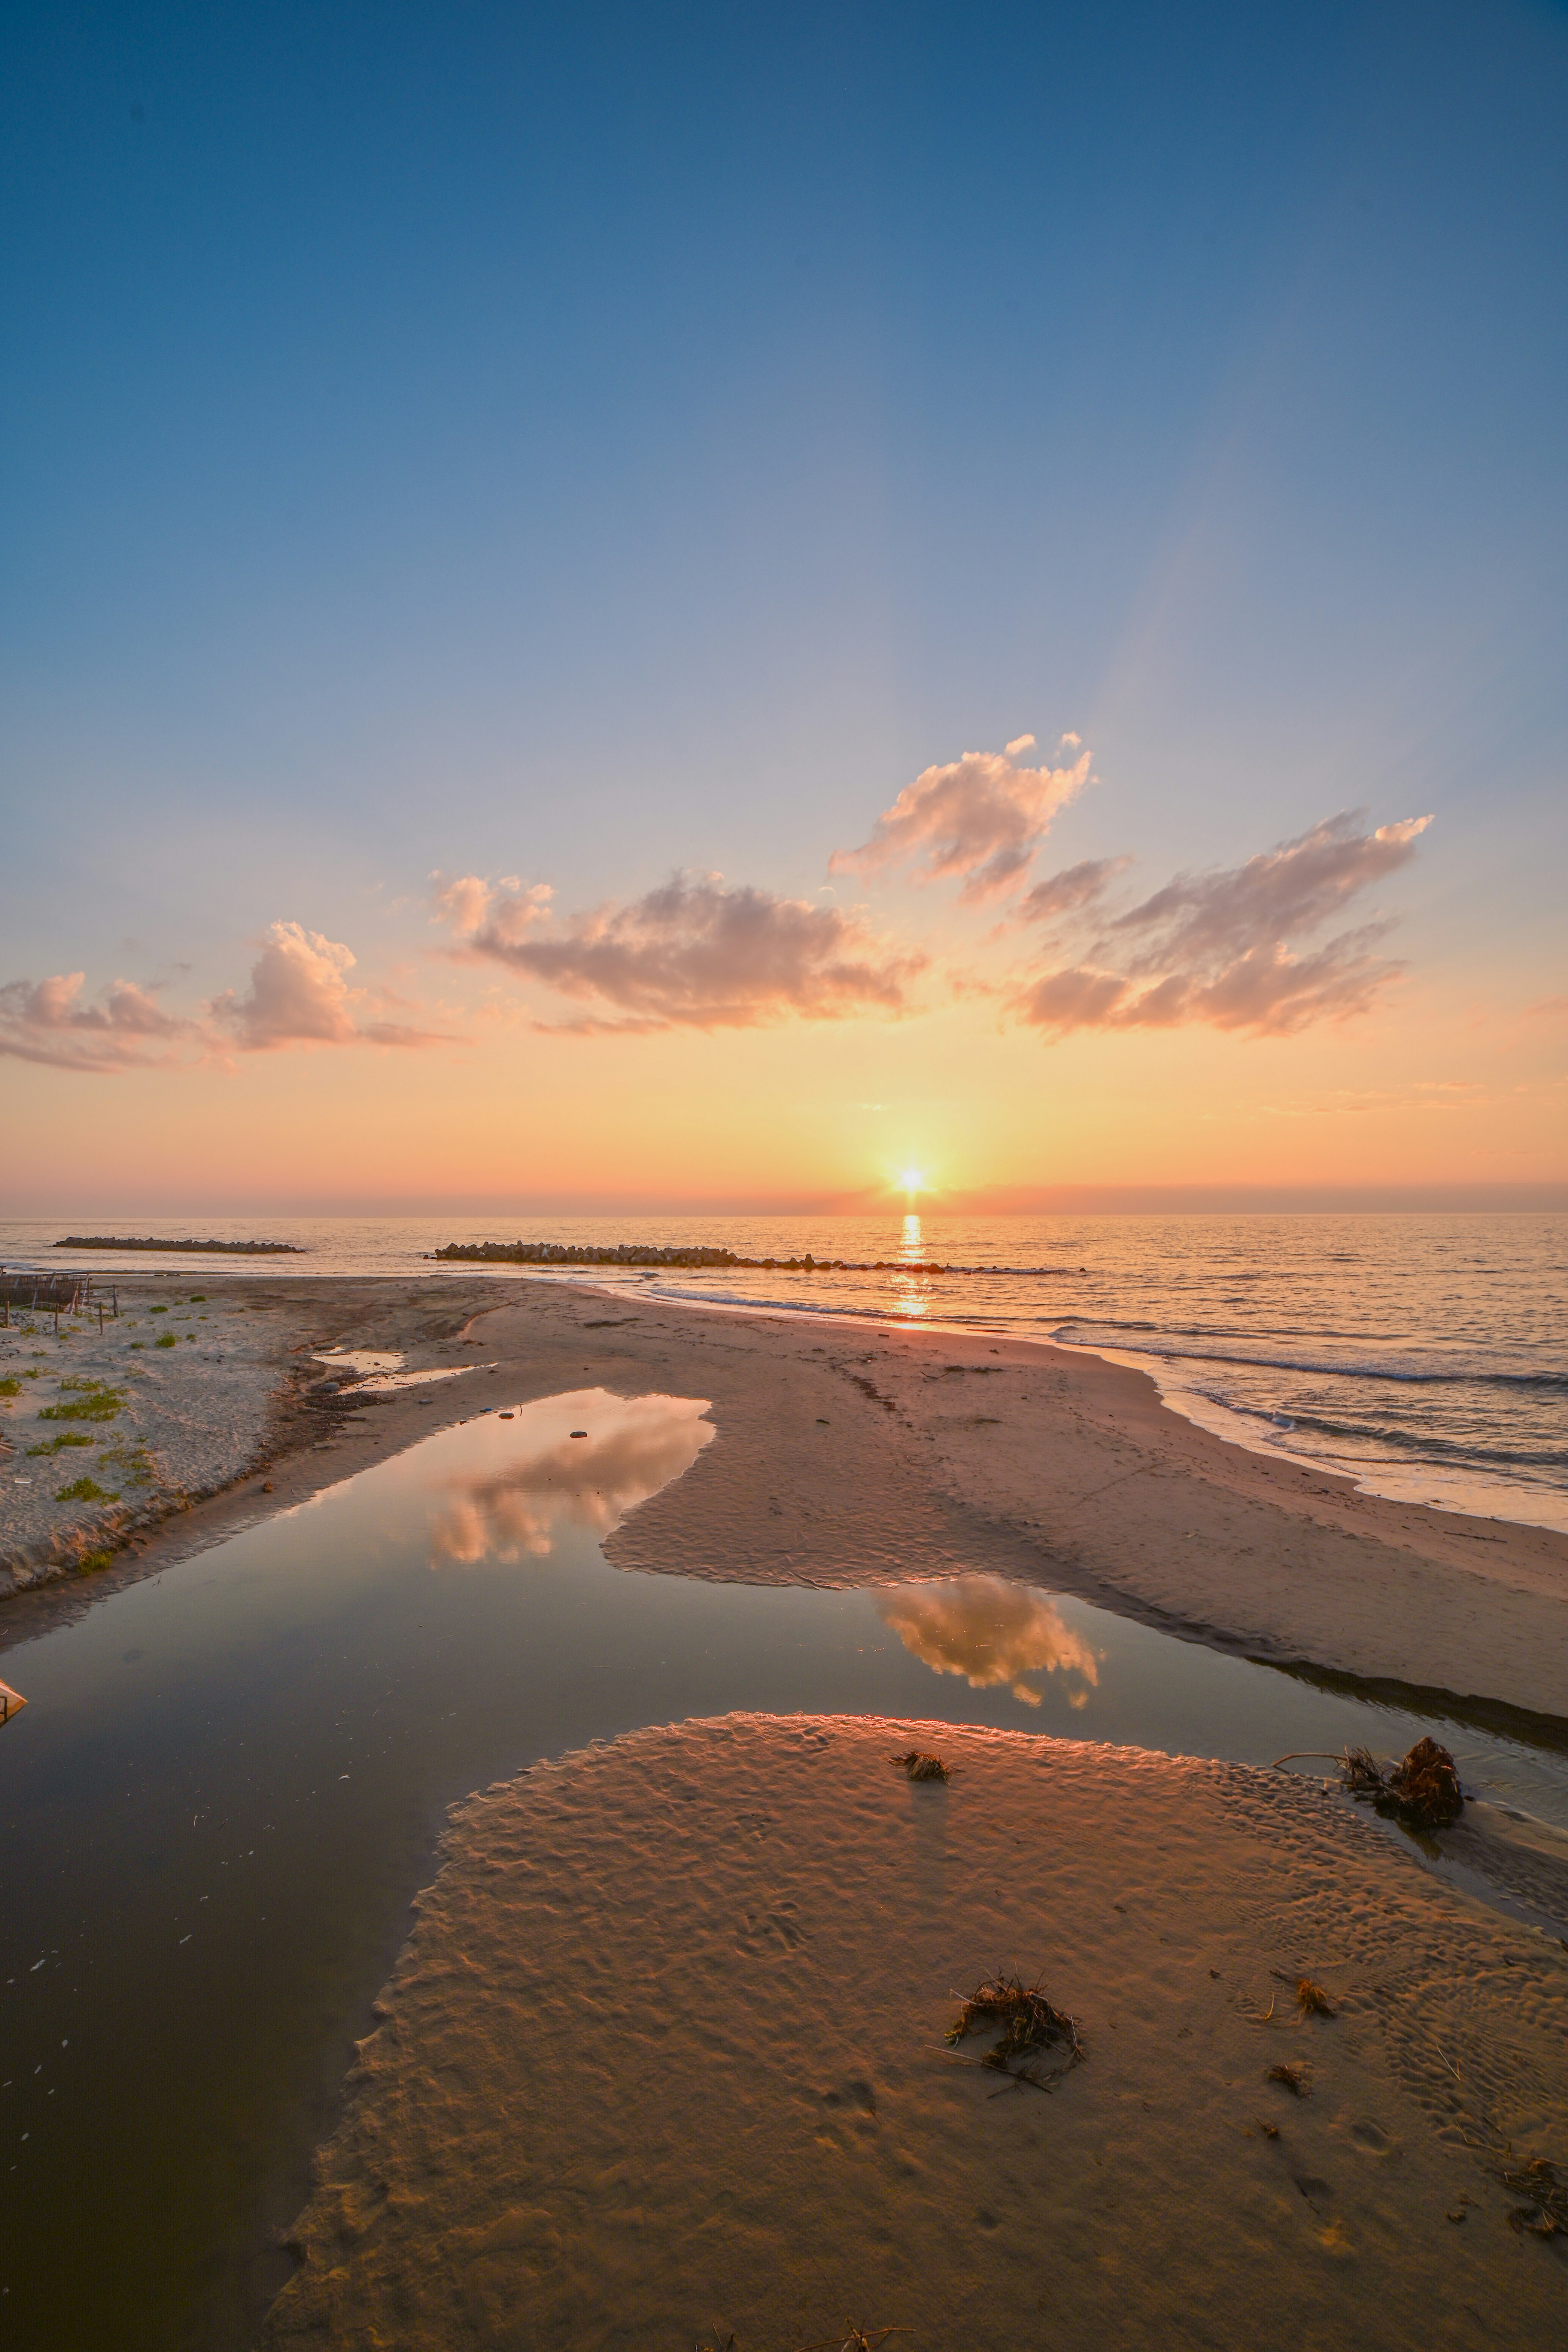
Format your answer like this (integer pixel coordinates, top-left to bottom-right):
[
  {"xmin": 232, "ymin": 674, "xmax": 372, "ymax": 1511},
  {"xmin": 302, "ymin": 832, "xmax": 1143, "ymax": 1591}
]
[{"xmin": 3, "ymin": 1, "xmax": 1565, "ymax": 1206}]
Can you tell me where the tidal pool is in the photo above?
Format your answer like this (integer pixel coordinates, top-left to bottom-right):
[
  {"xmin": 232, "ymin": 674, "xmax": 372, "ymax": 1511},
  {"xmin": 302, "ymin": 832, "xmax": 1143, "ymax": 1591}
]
[{"xmin": 2, "ymin": 1388, "xmax": 1565, "ymax": 2349}]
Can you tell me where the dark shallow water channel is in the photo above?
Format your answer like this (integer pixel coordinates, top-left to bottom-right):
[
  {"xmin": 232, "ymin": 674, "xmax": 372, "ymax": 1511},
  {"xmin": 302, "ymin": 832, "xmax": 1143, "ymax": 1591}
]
[{"xmin": 3, "ymin": 1389, "xmax": 1567, "ymax": 2349}]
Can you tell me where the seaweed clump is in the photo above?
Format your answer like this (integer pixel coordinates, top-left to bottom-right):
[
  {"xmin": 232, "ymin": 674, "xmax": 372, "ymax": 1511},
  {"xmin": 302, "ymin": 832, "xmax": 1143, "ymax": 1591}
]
[
  {"xmin": 1340, "ymin": 1736, "xmax": 1463, "ymax": 1830},
  {"xmin": 1265, "ymin": 2062, "xmax": 1311, "ymax": 2096},
  {"xmin": 890, "ymin": 1750, "xmax": 949, "ymax": 1783},
  {"xmin": 1500, "ymin": 2156, "xmax": 1567, "ymax": 2239},
  {"xmin": 947, "ymin": 1974, "xmax": 1082, "ymax": 2087}
]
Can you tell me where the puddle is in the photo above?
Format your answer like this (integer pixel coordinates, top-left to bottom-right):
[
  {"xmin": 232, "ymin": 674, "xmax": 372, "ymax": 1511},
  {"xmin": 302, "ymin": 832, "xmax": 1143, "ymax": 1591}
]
[
  {"xmin": 2, "ymin": 1389, "xmax": 1566, "ymax": 2350},
  {"xmin": 312, "ymin": 1349, "xmax": 499, "ymax": 1391},
  {"xmin": 312, "ymin": 1348, "xmax": 405, "ymax": 1377}
]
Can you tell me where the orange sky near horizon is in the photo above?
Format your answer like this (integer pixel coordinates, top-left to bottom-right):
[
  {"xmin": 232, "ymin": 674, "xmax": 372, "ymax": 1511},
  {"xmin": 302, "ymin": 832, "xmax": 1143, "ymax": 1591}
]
[{"xmin": 7, "ymin": 956, "xmax": 1563, "ymax": 1214}]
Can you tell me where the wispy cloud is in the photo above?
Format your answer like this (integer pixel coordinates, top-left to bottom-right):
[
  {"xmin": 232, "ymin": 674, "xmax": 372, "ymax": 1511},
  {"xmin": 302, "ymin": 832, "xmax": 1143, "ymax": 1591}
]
[
  {"xmin": 1011, "ymin": 811, "xmax": 1432, "ymax": 1037},
  {"xmin": 440, "ymin": 870, "xmax": 924, "ymax": 1030},
  {"xmin": 1017, "ymin": 854, "xmax": 1134, "ymax": 924},
  {"xmin": 830, "ymin": 734, "xmax": 1092, "ymax": 902},
  {"xmin": 0, "ymin": 973, "xmax": 194, "ymax": 1072},
  {"xmin": 211, "ymin": 921, "xmax": 455, "ymax": 1050}
]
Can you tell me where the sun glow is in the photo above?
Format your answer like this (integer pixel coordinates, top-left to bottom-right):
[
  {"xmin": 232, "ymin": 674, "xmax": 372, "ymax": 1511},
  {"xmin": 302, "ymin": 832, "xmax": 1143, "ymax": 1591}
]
[{"xmin": 899, "ymin": 1166, "xmax": 926, "ymax": 1193}]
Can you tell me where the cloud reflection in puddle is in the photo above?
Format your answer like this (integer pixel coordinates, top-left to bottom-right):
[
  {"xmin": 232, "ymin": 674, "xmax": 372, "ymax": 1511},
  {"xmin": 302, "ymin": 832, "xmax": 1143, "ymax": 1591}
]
[
  {"xmin": 875, "ymin": 1575, "xmax": 1100, "ymax": 1708},
  {"xmin": 428, "ymin": 1389, "xmax": 713, "ymax": 1565}
]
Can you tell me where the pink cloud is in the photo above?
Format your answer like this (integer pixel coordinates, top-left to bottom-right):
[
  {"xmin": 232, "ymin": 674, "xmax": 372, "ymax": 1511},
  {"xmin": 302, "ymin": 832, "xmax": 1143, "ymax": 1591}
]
[
  {"xmin": 441, "ymin": 870, "xmax": 923, "ymax": 1030},
  {"xmin": 211, "ymin": 921, "xmax": 454, "ymax": 1050},
  {"xmin": 1017, "ymin": 854, "xmax": 1134, "ymax": 924},
  {"xmin": 0, "ymin": 972, "xmax": 194, "ymax": 1073},
  {"xmin": 1012, "ymin": 811, "xmax": 1433, "ymax": 1038},
  {"xmin": 831, "ymin": 735, "xmax": 1092, "ymax": 902}
]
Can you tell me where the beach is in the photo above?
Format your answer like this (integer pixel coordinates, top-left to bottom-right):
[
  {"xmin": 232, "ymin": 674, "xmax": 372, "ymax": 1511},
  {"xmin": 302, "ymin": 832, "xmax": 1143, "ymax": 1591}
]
[
  {"xmin": 8, "ymin": 1271, "xmax": 1568, "ymax": 1720},
  {"xmin": 5, "ymin": 1272, "xmax": 1568, "ymax": 2346}
]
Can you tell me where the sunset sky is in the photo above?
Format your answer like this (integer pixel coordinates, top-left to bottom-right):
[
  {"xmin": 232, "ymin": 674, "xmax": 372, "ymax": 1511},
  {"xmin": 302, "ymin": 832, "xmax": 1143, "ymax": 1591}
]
[{"xmin": 4, "ymin": 1, "xmax": 1565, "ymax": 1212}]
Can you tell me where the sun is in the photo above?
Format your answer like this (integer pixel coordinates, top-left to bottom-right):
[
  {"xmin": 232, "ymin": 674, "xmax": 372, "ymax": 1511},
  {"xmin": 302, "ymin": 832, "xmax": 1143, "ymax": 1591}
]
[{"xmin": 898, "ymin": 1166, "xmax": 926, "ymax": 1193}]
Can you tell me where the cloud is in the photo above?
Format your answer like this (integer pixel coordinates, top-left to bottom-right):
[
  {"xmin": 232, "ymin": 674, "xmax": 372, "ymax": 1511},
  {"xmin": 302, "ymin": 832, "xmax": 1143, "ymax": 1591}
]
[
  {"xmin": 1012, "ymin": 810, "xmax": 1432, "ymax": 1038},
  {"xmin": 0, "ymin": 972, "xmax": 194, "ymax": 1072},
  {"xmin": 441, "ymin": 869, "xmax": 924, "ymax": 1030},
  {"xmin": 1017, "ymin": 855, "xmax": 1134, "ymax": 925},
  {"xmin": 1105, "ymin": 811, "xmax": 1432, "ymax": 973},
  {"xmin": 432, "ymin": 872, "xmax": 553, "ymax": 944},
  {"xmin": 875, "ymin": 1575, "xmax": 1099, "ymax": 1707},
  {"xmin": 831, "ymin": 736, "xmax": 1093, "ymax": 902},
  {"xmin": 211, "ymin": 921, "xmax": 454, "ymax": 1051}
]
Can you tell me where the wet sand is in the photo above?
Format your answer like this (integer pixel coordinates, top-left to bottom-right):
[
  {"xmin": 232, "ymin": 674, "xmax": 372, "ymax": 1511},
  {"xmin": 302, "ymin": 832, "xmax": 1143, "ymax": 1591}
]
[
  {"xmin": 9, "ymin": 1271, "xmax": 1566, "ymax": 1721},
  {"xmin": 263, "ymin": 1713, "xmax": 1568, "ymax": 2351}
]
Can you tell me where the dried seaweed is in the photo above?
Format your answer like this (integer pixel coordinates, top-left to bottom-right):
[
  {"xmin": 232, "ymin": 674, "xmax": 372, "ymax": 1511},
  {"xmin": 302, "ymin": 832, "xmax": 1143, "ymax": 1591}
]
[
  {"xmin": 1295, "ymin": 1978, "xmax": 1337, "ymax": 2019},
  {"xmin": 1499, "ymin": 2156, "xmax": 1568, "ymax": 2238},
  {"xmin": 794, "ymin": 2330, "xmax": 904, "ymax": 2352},
  {"xmin": 1338, "ymin": 1736, "xmax": 1463, "ymax": 1830},
  {"xmin": 890, "ymin": 1750, "xmax": 949, "ymax": 1783},
  {"xmin": 1265, "ymin": 2062, "xmax": 1311, "ymax": 2096},
  {"xmin": 946, "ymin": 1973, "xmax": 1083, "ymax": 2088}
]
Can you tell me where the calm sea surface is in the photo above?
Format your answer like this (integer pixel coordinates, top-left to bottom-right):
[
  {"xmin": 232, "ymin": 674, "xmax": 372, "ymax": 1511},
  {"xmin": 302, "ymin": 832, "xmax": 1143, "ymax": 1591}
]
[{"xmin": 3, "ymin": 1209, "xmax": 1565, "ymax": 1532}]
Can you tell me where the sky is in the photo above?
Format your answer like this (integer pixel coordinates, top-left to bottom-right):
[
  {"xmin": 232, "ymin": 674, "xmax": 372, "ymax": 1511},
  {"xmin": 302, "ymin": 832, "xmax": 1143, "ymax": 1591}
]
[{"xmin": 3, "ymin": 0, "xmax": 1565, "ymax": 1214}]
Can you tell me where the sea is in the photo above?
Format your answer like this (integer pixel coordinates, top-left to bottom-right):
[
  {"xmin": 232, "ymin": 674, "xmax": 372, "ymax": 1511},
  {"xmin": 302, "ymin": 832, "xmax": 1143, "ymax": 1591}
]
[{"xmin": 2, "ymin": 1209, "xmax": 1565, "ymax": 1535}]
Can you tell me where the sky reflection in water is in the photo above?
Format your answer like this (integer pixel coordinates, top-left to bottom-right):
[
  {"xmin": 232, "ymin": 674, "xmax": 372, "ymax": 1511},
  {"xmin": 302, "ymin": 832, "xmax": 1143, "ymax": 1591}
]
[
  {"xmin": 875, "ymin": 1574, "xmax": 1100, "ymax": 1708},
  {"xmin": 426, "ymin": 1388, "xmax": 712, "ymax": 1563}
]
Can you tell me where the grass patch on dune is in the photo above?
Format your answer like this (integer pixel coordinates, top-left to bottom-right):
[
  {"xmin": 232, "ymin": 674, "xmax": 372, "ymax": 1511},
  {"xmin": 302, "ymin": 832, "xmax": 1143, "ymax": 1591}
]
[
  {"xmin": 40, "ymin": 1381, "xmax": 124, "ymax": 1423},
  {"xmin": 57, "ymin": 1474, "xmax": 119, "ymax": 1503},
  {"xmin": 155, "ymin": 1334, "xmax": 178, "ymax": 1350},
  {"xmin": 0, "ymin": 1377, "xmax": 21, "ymax": 1398},
  {"xmin": 101, "ymin": 1441, "xmax": 156, "ymax": 1488},
  {"xmin": 26, "ymin": 1433, "xmax": 94, "ymax": 1456}
]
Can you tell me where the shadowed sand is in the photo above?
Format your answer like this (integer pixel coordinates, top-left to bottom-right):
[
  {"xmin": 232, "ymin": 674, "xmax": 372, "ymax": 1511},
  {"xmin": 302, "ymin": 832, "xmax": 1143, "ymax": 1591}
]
[{"xmin": 263, "ymin": 1714, "xmax": 1568, "ymax": 2351}]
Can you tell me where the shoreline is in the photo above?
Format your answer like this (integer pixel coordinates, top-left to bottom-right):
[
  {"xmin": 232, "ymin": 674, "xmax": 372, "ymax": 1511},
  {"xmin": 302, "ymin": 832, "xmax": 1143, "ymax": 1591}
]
[{"xmin": 4, "ymin": 1271, "xmax": 1568, "ymax": 1724}]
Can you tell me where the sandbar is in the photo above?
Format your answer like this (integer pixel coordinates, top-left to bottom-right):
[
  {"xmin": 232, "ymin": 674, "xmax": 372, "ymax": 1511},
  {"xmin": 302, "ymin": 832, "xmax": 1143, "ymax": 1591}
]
[{"xmin": 263, "ymin": 1713, "xmax": 1568, "ymax": 2350}]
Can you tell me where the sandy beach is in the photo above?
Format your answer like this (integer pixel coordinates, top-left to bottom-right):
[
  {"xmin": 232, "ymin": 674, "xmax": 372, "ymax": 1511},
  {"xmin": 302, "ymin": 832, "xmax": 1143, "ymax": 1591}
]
[
  {"xmin": 9, "ymin": 1272, "xmax": 1567, "ymax": 1722},
  {"xmin": 263, "ymin": 1713, "xmax": 1568, "ymax": 2350}
]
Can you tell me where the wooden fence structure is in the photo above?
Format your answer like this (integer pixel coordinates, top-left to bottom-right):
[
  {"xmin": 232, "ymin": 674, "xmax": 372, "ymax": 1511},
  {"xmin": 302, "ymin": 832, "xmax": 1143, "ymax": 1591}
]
[{"xmin": 0, "ymin": 1270, "xmax": 118, "ymax": 1328}]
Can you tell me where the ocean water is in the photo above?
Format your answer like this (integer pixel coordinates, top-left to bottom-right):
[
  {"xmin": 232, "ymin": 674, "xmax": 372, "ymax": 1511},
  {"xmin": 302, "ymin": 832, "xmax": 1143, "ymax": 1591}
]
[{"xmin": 3, "ymin": 1209, "xmax": 1565, "ymax": 1533}]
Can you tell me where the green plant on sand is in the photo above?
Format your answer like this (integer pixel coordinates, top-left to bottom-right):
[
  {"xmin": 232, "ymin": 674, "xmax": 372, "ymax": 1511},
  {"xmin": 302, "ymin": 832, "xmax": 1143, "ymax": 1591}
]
[
  {"xmin": 26, "ymin": 1433, "xmax": 94, "ymax": 1456},
  {"xmin": 40, "ymin": 1385, "xmax": 123, "ymax": 1423},
  {"xmin": 57, "ymin": 1474, "xmax": 119, "ymax": 1503},
  {"xmin": 155, "ymin": 1334, "xmax": 178, "ymax": 1349},
  {"xmin": 101, "ymin": 1441, "xmax": 155, "ymax": 1488}
]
